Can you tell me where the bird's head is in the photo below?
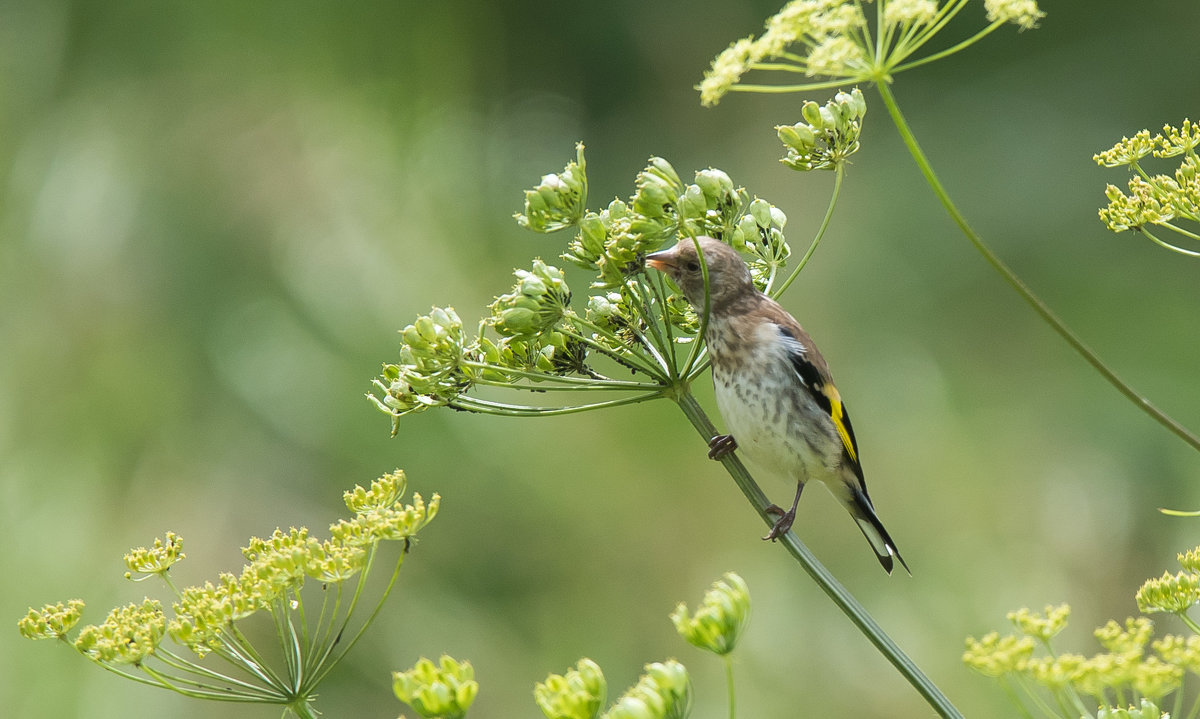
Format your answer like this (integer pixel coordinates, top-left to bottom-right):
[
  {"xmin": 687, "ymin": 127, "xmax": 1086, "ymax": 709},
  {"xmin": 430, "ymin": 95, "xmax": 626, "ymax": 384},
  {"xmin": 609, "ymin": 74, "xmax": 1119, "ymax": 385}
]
[{"xmin": 644, "ymin": 236, "xmax": 755, "ymax": 310}]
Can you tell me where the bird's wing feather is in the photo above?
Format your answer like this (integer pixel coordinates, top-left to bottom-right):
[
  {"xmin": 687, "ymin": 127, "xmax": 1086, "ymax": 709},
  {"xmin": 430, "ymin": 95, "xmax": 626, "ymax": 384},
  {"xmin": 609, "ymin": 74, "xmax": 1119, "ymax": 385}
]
[{"xmin": 775, "ymin": 324, "xmax": 864, "ymax": 481}]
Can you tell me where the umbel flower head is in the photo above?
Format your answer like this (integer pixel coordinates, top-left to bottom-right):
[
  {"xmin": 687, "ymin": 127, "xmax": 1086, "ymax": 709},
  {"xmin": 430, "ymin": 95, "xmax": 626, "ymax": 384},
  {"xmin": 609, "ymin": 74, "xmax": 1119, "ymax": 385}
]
[
  {"xmin": 670, "ymin": 572, "xmax": 750, "ymax": 656},
  {"xmin": 535, "ymin": 658, "xmax": 607, "ymax": 719},
  {"xmin": 776, "ymin": 88, "xmax": 866, "ymax": 172},
  {"xmin": 1007, "ymin": 603, "xmax": 1070, "ymax": 643},
  {"xmin": 699, "ymin": 0, "xmax": 1045, "ymax": 107},
  {"xmin": 74, "ymin": 599, "xmax": 166, "ymax": 665},
  {"xmin": 601, "ymin": 660, "xmax": 691, "ymax": 719},
  {"xmin": 124, "ymin": 531, "xmax": 185, "ymax": 580},
  {"xmin": 370, "ymin": 306, "xmax": 474, "ymax": 429},
  {"xmin": 517, "ymin": 142, "xmax": 588, "ymax": 233},
  {"xmin": 18, "ymin": 599, "xmax": 86, "ymax": 640},
  {"xmin": 490, "ymin": 260, "xmax": 573, "ymax": 338},
  {"xmin": 1095, "ymin": 120, "xmax": 1200, "ymax": 257},
  {"xmin": 393, "ymin": 654, "xmax": 479, "ymax": 719}
]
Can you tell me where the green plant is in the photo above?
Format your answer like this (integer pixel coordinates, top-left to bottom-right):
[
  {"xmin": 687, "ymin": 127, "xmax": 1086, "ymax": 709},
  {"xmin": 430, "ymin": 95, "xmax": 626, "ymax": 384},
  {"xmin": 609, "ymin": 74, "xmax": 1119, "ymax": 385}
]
[
  {"xmin": 965, "ymin": 546, "xmax": 1200, "ymax": 719},
  {"xmin": 1095, "ymin": 119, "xmax": 1200, "ymax": 257},
  {"xmin": 19, "ymin": 470, "xmax": 438, "ymax": 719},
  {"xmin": 699, "ymin": 0, "xmax": 1200, "ymax": 454}
]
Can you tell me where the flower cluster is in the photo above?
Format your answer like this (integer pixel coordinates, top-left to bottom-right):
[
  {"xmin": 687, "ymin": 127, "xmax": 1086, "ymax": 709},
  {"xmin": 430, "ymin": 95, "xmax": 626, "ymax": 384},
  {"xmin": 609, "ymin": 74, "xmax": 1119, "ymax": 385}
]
[
  {"xmin": 517, "ymin": 143, "xmax": 588, "ymax": 233},
  {"xmin": 777, "ymin": 88, "xmax": 866, "ymax": 172},
  {"xmin": 19, "ymin": 469, "xmax": 439, "ymax": 712},
  {"xmin": 124, "ymin": 531, "xmax": 186, "ymax": 580},
  {"xmin": 370, "ymin": 306, "xmax": 474, "ymax": 428},
  {"xmin": 669, "ymin": 572, "xmax": 749, "ymax": 656},
  {"xmin": 74, "ymin": 599, "xmax": 166, "ymax": 665},
  {"xmin": 699, "ymin": 0, "xmax": 1045, "ymax": 106},
  {"xmin": 393, "ymin": 654, "xmax": 479, "ymax": 719},
  {"xmin": 1095, "ymin": 120, "xmax": 1200, "ymax": 256},
  {"xmin": 984, "ymin": 0, "xmax": 1046, "ymax": 30},
  {"xmin": 371, "ymin": 144, "xmax": 802, "ymax": 428},
  {"xmin": 535, "ymin": 658, "xmax": 607, "ymax": 719},
  {"xmin": 18, "ymin": 599, "xmax": 86, "ymax": 641},
  {"xmin": 966, "ymin": 545, "xmax": 1200, "ymax": 718},
  {"xmin": 603, "ymin": 661, "xmax": 691, "ymax": 719}
]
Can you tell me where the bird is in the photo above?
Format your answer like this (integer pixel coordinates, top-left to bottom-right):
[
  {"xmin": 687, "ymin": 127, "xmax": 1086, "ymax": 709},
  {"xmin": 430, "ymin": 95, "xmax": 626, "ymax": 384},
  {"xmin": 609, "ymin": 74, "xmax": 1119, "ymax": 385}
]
[{"xmin": 645, "ymin": 236, "xmax": 908, "ymax": 574}]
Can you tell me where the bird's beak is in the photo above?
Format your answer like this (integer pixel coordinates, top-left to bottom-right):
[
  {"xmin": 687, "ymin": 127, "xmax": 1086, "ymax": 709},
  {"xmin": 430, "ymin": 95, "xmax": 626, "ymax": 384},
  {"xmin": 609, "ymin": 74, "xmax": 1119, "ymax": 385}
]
[{"xmin": 644, "ymin": 247, "xmax": 677, "ymax": 272}]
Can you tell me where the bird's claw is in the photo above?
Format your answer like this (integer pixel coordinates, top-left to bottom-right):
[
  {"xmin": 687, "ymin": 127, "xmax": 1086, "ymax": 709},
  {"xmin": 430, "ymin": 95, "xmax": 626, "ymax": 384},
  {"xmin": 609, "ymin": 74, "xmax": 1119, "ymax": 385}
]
[
  {"xmin": 707, "ymin": 434, "xmax": 737, "ymax": 460},
  {"xmin": 762, "ymin": 504, "xmax": 795, "ymax": 542}
]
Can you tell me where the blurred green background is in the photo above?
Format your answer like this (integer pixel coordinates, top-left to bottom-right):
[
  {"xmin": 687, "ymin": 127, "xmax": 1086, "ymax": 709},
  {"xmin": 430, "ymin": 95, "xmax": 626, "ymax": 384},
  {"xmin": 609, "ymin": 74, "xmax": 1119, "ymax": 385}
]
[{"xmin": 3, "ymin": 1, "xmax": 1199, "ymax": 717}]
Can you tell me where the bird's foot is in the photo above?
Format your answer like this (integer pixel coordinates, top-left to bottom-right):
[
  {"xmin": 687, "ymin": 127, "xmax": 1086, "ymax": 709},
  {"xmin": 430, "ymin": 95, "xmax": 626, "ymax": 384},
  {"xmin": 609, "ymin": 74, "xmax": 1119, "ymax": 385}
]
[
  {"xmin": 762, "ymin": 504, "xmax": 796, "ymax": 542},
  {"xmin": 707, "ymin": 434, "xmax": 737, "ymax": 460}
]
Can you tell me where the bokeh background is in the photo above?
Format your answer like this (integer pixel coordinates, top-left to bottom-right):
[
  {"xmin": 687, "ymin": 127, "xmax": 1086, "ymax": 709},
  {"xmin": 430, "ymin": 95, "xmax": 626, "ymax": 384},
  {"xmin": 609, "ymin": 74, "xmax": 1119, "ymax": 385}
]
[{"xmin": 3, "ymin": 1, "xmax": 1199, "ymax": 717}]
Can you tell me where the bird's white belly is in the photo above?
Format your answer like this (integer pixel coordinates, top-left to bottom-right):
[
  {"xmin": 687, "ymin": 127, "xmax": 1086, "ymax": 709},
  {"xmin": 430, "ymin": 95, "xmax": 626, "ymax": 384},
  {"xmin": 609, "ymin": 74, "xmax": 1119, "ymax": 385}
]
[{"xmin": 713, "ymin": 368, "xmax": 830, "ymax": 485}]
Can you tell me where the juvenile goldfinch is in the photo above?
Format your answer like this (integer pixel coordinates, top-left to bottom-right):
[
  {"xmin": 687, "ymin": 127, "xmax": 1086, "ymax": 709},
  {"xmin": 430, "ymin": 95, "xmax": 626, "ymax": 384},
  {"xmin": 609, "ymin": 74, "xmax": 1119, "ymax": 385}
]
[{"xmin": 646, "ymin": 236, "xmax": 908, "ymax": 574}]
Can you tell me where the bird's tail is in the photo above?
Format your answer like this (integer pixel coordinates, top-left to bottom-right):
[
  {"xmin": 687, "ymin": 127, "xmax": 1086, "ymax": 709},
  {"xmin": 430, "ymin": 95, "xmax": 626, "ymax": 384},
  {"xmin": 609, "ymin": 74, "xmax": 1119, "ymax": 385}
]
[{"xmin": 846, "ymin": 486, "xmax": 909, "ymax": 576}]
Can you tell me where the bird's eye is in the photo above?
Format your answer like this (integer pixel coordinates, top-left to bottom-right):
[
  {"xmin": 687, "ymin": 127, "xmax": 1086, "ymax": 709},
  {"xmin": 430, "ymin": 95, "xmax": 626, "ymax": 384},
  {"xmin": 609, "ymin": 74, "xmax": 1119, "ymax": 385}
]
[{"xmin": 685, "ymin": 260, "xmax": 701, "ymax": 272}]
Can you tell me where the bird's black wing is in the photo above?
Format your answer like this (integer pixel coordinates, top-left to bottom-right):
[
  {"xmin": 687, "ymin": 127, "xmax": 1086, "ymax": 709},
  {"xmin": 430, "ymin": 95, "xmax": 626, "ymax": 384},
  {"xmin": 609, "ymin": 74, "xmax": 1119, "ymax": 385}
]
[{"xmin": 776, "ymin": 325, "xmax": 865, "ymax": 482}]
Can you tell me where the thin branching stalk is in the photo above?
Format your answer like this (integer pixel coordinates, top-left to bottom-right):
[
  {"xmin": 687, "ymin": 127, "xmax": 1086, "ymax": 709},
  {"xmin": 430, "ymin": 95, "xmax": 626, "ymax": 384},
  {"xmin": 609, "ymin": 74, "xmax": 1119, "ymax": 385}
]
[
  {"xmin": 673, "ymin": 389, "xmax": 965, "ymax": 719},
  {"xmin": 875, "ymin": 80, "xmax": 1200, "ymax": 453}
]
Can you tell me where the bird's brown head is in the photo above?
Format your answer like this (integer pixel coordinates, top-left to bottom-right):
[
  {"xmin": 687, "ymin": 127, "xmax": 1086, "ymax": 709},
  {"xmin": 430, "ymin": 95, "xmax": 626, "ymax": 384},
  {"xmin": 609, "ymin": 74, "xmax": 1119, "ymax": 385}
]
[{"xmin": 644, "ymin": 236, "xmax": 756, "ymax": 311}]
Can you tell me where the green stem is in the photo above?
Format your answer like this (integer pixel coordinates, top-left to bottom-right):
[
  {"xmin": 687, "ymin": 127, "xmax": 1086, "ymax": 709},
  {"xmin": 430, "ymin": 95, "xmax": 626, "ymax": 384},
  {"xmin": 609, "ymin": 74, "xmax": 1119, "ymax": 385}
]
[
  {"xmin": 672, "ymin": 390, "xmax": 965, "ymax": 718},
  {"xmin": 875, "ymin": 80, "xmax": 1200, "ymax": 454},
  {"xmin": 731, "ymin": 78, "xmax": 871, "ymax": 96},
  {"xmin": 451, "ymin": 390, "xmax": 664, "ymax": 417},
  {"xmin": 772, "ymin": 164, "xmax": 843, "ymax": 299},
  {"xmin": 723, "ymin": 653, "xmax": 737, "ymax": 719},
  {"xmin": 289, "ymin": 698, "xmax": 320, "ymax": 719},
  {"xmin": 1178, "ymin": 611, "xmax": 1200, "ymax": 636},
  {"xmin": 1142, "ymin": 227, "xmax": 1200, "ymax": 257},
  {"xmin": 890, "ymin": 18, "xmax": 1001, "ymax": 74}
]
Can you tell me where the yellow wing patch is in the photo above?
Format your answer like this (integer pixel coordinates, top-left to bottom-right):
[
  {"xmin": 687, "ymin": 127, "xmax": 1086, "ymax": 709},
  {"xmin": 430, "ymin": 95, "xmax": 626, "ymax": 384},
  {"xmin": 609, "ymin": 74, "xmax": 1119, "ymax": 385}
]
[{"xmin": 823, "ymin": 384, "xmax": 857, "ymax": 464}]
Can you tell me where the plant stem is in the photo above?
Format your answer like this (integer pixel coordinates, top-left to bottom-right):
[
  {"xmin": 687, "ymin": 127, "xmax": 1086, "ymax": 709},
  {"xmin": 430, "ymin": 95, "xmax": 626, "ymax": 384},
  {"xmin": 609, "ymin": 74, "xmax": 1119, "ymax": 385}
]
[
  {"xmin": 772, "ymin": 164, "xmax": 843, "ymax": 298},
  {"xmin": 672, "ymin": 389, "xmax": 965, "ymax": 719},
  {"xmin": 723, "ymin": 653, "xmax": 737, "ymax": 719},
  {"xmin": 875, "ymin": 80, "xmax": 1200, "ymax": 454}
]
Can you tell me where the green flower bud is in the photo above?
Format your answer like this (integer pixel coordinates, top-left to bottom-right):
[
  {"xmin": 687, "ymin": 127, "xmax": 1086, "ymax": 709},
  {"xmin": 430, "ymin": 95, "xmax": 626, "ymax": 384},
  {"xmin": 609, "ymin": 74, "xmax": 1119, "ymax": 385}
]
[
  {"xmin": 344, "ymin": 469, "xmax": 407, "ymax": 513},
  {"xmin": 801, "ymin": 100, "xmax": 823, "ymax": 129},
  {"xmin": 601, "ymin": 660, "xmax": 691, "ymax": 719},
  {"xmin": 1093, "ymin": 699, "xmax": 1164, "ymax": 719},
  {"xmin": 18, "ymin": 600, "xmax": 86, "ymax": 640},
  {"xmin": 517, "ymin": 143, "xmax": 589, "ymax": 233},
  {"xmin": 962, "ymin": 632, "xmax": 1035, "ymax": 678},
  {"xmin": 694, "ymin": 168, "xmax": 733, "ymax": 203},
  {"xmin": 748, "ymin": 198, "xmax": 772, "ymax": 228},
  {"xmin": 731, "ymin": 214, "xmax": 759, "ymax": 250},
  {"xmin": 818, "ymin": 105, "xmax": 837, "ymax": 130},
  {"xmin": 393, "ymin": 655, "xmax": 478, "ymax": 719},
  {"xmin": 74, "ymin": 599, "xmax": 166, "ymax": 665},
  {"xmin": 578, "ymin": 213, "xmax": 607, "ymax": 255},
  {"xmin": 776, "ymin": 123, "xmax": 816, "ymax": 151},
  {"xmin": 633, "ymin": 178, "xmax": 675, "ymax": 219},
  {"xmin": 490, "ymin": 261, "xmax": 572, "ymax": 339},
  {"xmin": 780, "ymin": 92, "xmax": 865, "ymax": 172},
  {"xmin": 124, "ymin": 532, "xmax": 186, "ymax": 580},
  {"xmin": 1137, "ymin": 571, "xmax": 1200, "ymax": 614},
  {"xmin": 370, "ymin": 306, "xmax": 474, "ymax": 429},
  {"xmin": 535, "ymin": 658, "xmax": 606, "ymax": 719},
  {"xmin": 679, "ymin": 184, "xmax": 707, "ymax": 220},
  {"xmin": 670, "ymin": 572, "xmax": 750, "ymax": 656},
  {"xmin": 645, "ymin": 157, "xmax": 684, "ymax": 193},
  {"xmin": 1007, "ymin": 604, "xmax": 1070, "ymax": 642}
]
